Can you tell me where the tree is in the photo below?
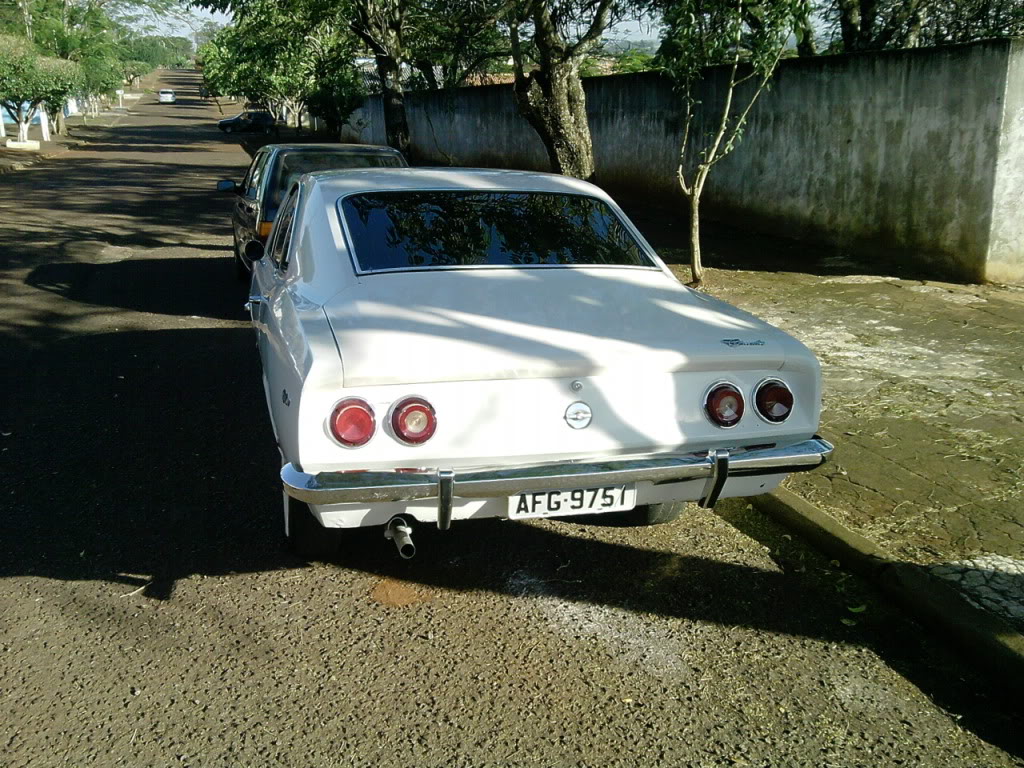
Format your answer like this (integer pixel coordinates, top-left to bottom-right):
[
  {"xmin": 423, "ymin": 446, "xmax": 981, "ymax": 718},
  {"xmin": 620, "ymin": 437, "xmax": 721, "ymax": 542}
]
[
  {"xmin": 824, "ymin": 0, "xmax": 927, "ymax": 51},
  {"xmin": 199, "ymin": 0, "xmax": 366, "ymax": 134},
  {"xmin": 659, "ymin": 0, "xmax": 808, "ymax": 283},
  {"xmin": 919, "ymin": 0, "xmax": 1024, "ymax": 44},
  {"xmin": 817, "ymin": 0, "xmax": 1024, "ymax": 50},
  {"xmin": 0, "ymin": 34, "xmax": 80, "ymax": 142},
  {"xmin": 506, "ymin": 0, "xmax": 619, "ymax": 180},
  {"xmin": 346, "ymin": 0, "xmax": 414, "ymax": 154},
  {"xmin": 405, "ymin": 0, "xmax": 512, "ymax": 89}
]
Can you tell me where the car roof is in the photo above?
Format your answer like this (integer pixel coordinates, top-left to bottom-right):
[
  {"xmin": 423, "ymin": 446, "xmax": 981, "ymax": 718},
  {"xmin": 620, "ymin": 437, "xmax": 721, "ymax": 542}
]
[
  {"xmin": 263, "ymin": 143, "xmax": 402, "ymax": 155},
  {"xmin": 305, "ymin": 167, "xmax": 610, "ymax": 200},
  {"xmin": 159, "ymin": 89, "xmax": 174, "ymax": 92}
]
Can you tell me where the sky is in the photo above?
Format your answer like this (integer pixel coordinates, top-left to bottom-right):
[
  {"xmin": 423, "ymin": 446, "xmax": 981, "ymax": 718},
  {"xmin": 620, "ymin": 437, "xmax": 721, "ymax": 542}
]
[{"xmin": 160, "ymin": 6, "xmax": 660, "ymax": 46}]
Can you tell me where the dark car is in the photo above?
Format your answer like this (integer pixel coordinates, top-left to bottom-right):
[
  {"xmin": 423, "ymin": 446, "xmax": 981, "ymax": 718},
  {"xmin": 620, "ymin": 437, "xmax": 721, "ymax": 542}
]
[
  {"xmin": 216, "ymin": 143, "xmax": 409, "ymax": 277},
  {"xmin": 218, "ymin": 110, "xmax": 276, "ymax": 134}
]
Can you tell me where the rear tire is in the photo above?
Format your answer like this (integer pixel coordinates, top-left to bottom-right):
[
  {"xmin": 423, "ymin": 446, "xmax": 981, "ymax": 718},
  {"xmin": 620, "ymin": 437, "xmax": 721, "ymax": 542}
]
[
  {"xmin": 286, "ymin": 496, "xmax": 342, "ymax": 559},
  {"xmin": 224, "ymin": 125, "xmax": 233, "ymax": 134},
  {"xmin": 625, "ymin": 501, "xmax": 685, "ymax": 526}
]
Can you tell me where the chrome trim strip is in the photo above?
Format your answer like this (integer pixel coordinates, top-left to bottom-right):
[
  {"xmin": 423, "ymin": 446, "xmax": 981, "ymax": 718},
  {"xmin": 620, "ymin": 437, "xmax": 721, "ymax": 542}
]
[
  {"xmin": 698, "ymin": 449, "xmax": 730, "ymax": 509},
  {"xmin": 437, "ymin": 470, "xmax": 454, "ymax": 530},
  {"xmin": 281, "ymin": 437, "xmax": 834, "ymax": 507}
]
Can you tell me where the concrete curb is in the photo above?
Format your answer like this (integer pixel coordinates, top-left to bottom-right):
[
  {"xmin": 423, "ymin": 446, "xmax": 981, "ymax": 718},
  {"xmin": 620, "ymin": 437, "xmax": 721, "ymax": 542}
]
[{"xmin": 754, "ymin": 487, "xmax": 1024, "ymax": 688}]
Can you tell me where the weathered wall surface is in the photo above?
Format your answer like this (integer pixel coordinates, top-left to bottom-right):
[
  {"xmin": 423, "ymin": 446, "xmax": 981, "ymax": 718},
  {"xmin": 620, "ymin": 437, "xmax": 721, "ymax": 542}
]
[
  {"xmin": 342, "ymin": 40, "xmax": 1022, "ymax": 283},
  {"xmin": 989, "ymin": 39, "xmax": 1024, "ymax": 284}
]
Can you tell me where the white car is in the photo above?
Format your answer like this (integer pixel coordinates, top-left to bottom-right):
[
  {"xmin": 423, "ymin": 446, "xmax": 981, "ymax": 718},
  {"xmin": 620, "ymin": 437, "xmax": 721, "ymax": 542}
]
[
  {"xmin": 244, "ymin": 168, "xmax": 833, "ymax": 558},
  {"xmin": 158, "ymin": 89, "xmax": 176, "ymax": 104}
]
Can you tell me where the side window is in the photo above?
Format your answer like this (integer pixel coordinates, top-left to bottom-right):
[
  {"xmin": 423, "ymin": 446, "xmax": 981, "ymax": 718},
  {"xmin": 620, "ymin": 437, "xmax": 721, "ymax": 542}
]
[
  {"xmin": 270, "ymin": 187, "xmax": 299, "ymax": 271},
  {"xmin": 240, "ymin": 154, "xmax": 259, "ymax": 194},
  {"xmin": 246, "ymin": 152, "xmax": 269, "ymax": 198}
]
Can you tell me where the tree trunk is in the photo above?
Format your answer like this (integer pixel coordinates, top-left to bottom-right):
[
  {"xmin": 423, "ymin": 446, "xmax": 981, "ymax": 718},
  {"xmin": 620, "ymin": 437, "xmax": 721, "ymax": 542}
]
[
  {"xmin": 513, "ymin": 60, "xmax": 595, "ymax": 181},
  {"xmin": 837, "ymin": 0, "xmax": 862, "ymax": 51},
  {"xmin": 376, "ymin": 53, "xmax": 410, "ymax": 156},
  {"xmin": 687, "ymin": 192, "xmax": 703, "ymax": 285},
  {"xmin": 795, "ymin": 6, "xmax": 817, "ymax": 56}
]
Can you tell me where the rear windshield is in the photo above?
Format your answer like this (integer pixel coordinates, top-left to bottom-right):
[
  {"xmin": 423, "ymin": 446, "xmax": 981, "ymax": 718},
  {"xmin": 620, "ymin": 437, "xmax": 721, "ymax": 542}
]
[
  {"xmin": 339, "ymin": 191, "xmax": 655, "ymax": 272},
  {"xmin": 268, "ymin": 151, "xmax": 405, "ymax": 211}
]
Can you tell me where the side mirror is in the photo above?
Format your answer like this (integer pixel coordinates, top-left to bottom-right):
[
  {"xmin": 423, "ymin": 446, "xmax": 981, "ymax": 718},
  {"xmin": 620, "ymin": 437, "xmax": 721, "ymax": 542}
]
[
  {"xmin": 216, "ymin": 180, "xmax": 238, "ymax": 193},
  {"xmin": 244, "ymin": 240, "xmax": 266, "ymax": 264}
]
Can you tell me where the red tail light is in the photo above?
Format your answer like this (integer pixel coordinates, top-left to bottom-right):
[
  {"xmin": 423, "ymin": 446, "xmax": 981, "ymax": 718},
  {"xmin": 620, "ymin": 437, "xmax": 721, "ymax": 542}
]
[
  {"xmin": 705, "ymin": 383, "xmax": 744, "ymax": 428},
  {"xmin": 391, "ymin": 397, "xmax": 437, "ymax": 445},
  {"xmin": 329, "ymin": 398, "xmax": 375, "ymax": 447},
  {"xmin": 755, "ymin": 380, "xmax": 794, "ymax": 423}
]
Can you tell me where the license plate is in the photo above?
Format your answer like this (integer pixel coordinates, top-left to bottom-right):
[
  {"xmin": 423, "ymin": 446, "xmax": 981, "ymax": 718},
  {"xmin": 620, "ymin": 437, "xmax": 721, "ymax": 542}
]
[{"xmin": 508, "ymin": 484, "xmax": 636, "ymax": 519}]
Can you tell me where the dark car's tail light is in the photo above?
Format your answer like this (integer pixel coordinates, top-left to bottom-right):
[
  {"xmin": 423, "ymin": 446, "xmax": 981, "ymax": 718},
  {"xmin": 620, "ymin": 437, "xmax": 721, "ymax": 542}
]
[
  {"xmin": 755, "ymin": 380, "xmax": 794, "ymax": 423},
  {"xmin": 329, "ymin": 398, "xmax": 375, "ymax": 447},
  {"xmin": 705, "ymin": 384, "xmax": 744, "ymax": 428},
  {"xmin": 391, "ymin": 397, "xmax": 437, "ymax": 445}
]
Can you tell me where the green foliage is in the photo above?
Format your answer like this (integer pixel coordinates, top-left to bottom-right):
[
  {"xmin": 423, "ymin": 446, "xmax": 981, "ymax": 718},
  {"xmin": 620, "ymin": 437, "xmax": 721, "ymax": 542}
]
[
  {"xmin": 612, "ymin": 49, "xmax": 656, "ymax": 73},
  {"xmin": 199, "ymin": 0, "xmax": 366, "ymax": 132},
  {"xmin": 579, "ymin": 56, "xmax": 605, "ymax": 77},
  {"xmin": 1, "ymin": 0, "xmax": 194, "ymax": 104},
  {"xmin": 120, "ymin": 35, "xmax": 193, "ymax": 69},
  {"xmin": 403, "ymin": 0, "xmax": 512, "ymax": 88},
  {"xmin": 37, "ymin": 56, "xmax": 82, "ymax": 111},
  {"xmin": 0, "ymin": 33, "xmax": 81, "ymax": 125},
  {"xmin": 660, "ymin": 0, "xmax": 805, "ymax": 87},
  {"xmin": 305, "ymin": 58, "xmax": 366, "ymax": 133},
  {"xmin": 0, "ymin": 34, "xmax": 39, "ymax": 108}
]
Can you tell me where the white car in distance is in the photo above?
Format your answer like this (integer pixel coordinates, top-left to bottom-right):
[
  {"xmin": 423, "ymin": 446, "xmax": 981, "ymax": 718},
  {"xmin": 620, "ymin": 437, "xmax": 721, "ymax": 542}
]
[
  {"xmin": 243, "ymin": 168, "xmax": 833, "ymax": 559},
  {"xmin": 158, "ymin": 89, "xmax": 176, "ymax": 104}
]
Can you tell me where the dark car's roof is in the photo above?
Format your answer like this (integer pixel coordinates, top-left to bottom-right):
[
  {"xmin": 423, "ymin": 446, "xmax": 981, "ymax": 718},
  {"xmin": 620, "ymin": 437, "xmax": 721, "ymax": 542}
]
[
  {"xmin": 263, "ymin": 143, "xmax": 402, "ymax": 155},
  {"xmin": 220, "ymin": 111, "xmax": 271, "ymax": 119}
]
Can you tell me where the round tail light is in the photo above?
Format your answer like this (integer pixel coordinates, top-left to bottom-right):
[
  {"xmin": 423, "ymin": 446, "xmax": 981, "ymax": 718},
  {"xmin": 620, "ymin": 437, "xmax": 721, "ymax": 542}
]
[
  {"xmin": 391, "ymin": 397, "xmax": 437, "ymax": 445},
  {"xmin": 755, "ymin": 380, "xmax": 794, "ymax": 423},
  {"xmin": 705, "ymin": 383, "xmax": 744, "ymax": 428},
  {"xmin": 329, "ymin": 398, "xmax": 375, "ymax": 447}
]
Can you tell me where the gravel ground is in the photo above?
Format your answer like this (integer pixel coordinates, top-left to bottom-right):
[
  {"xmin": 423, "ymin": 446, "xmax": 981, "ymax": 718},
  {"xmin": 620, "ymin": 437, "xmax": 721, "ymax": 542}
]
[{"xmin": 1, "ymin": 70, "xmax": 1022, "ymax": 767}]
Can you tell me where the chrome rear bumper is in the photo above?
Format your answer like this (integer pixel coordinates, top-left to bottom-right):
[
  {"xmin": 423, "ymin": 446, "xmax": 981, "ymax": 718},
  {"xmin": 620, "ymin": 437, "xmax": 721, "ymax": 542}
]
[{"xmin": 282, "ymin": 437, "xmax": 834, "ymax": 529}]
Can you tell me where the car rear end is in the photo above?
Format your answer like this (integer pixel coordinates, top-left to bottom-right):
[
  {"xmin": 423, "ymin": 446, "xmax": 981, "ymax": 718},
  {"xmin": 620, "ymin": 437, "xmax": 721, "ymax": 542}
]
[{"xmin": 282, "ymin": 180, "xmax": 831, "ymax": 533}]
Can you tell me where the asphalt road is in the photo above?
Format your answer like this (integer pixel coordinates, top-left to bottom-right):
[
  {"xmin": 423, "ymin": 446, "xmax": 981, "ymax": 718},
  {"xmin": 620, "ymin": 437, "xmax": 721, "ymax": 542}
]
[{"xmin": 1, "ymin": 71, "xmax": 1022, "ymax": 768}]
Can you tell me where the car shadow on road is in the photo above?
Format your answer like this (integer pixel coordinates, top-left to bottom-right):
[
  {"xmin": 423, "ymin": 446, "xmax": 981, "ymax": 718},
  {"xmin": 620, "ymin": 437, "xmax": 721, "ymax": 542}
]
[{"xmin": 26, "ymin": 258, "xmax": 247, "ymax": 321}]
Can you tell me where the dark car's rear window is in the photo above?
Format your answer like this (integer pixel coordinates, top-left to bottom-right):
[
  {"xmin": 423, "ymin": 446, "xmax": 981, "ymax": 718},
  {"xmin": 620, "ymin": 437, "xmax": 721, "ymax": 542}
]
[
  {"xmin": 339, "ymin": 191, "xmax": 655, "ymax": 272},
  {"xmin": 267, "ymin": 151, "xmax": 405, "ymax": 212}
]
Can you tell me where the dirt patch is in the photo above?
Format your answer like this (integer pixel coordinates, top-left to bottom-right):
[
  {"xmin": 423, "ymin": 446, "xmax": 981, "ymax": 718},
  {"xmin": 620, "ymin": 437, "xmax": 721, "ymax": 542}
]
[{"xmin": 369, "ymin": 577, "xmax": 433, "ymax": 606}]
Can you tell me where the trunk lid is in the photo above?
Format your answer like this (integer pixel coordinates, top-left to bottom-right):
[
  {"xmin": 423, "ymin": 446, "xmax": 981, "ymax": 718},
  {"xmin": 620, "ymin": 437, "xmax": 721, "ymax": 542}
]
[{"xmin": 323, "ymin": 268, "xmax": 787, "ymax": 387}]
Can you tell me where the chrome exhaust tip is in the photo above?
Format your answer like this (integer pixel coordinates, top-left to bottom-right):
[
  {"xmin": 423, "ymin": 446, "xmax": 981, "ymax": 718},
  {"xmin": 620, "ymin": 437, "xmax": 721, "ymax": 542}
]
[{"xmin": 384, "ymin": 516, "xmax": 416, "ymax": 560}]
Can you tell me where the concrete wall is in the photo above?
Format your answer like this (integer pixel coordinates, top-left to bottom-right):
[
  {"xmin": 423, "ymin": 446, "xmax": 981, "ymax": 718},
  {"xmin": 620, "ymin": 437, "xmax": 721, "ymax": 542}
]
[
  {"xmin": 341, "ymin": 40, "xmax": 1024, "ymax": 283},
  {"xmin": 989, "ymin": 39, "xmax": 1024, "ymax": 284}
]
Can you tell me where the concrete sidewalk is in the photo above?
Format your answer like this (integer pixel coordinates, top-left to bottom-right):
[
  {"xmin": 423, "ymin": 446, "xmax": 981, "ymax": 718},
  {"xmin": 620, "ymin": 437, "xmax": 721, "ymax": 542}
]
[{"xmin": 675, "ymin": 263, "xmax": 1024, "ymax": 633}]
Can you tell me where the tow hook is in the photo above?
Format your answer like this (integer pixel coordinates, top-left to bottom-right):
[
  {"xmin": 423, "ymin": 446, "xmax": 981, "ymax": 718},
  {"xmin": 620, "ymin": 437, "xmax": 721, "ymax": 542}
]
[{"xmin": 384, "ymin": 516, "xmax": 416, "ymax": 559}]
